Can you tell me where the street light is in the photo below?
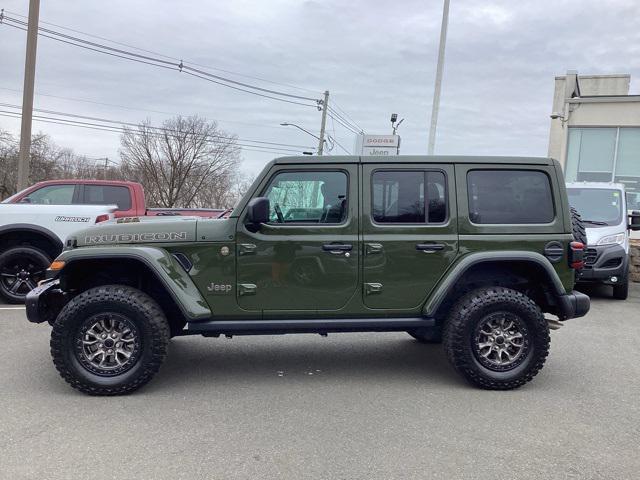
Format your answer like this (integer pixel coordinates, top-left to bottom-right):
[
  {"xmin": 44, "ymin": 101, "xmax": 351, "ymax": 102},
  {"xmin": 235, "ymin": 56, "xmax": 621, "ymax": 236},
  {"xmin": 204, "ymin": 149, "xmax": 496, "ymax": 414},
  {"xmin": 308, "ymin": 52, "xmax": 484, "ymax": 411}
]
[{"xmin": 280, "ymin": 122, "xmax": 325, "ymax": 155}]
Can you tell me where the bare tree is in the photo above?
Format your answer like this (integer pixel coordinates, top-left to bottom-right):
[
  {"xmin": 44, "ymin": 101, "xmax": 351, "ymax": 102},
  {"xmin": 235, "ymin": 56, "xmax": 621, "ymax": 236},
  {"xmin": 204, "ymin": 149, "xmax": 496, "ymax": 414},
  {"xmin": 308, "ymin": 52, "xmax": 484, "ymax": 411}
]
[
  {"xmin": 0, "ymin": 128, "xmax": 120, "ymax": 200},
  {"xmin": 119, "ymin": 116, "xmax": 241, "ymax": 208}
]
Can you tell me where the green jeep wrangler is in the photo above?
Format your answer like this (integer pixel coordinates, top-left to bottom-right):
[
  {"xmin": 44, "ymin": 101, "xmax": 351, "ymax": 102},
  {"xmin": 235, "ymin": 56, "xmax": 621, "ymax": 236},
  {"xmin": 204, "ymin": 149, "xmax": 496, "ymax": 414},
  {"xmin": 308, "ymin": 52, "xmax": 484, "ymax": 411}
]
[{"xmin": 26, "ymin": 155, "xmax": 590, "ymax": 395}]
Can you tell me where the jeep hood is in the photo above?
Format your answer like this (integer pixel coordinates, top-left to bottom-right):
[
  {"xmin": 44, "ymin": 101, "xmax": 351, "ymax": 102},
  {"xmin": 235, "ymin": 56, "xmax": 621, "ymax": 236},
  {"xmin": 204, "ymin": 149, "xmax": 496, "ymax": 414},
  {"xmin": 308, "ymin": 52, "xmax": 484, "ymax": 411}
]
[
  {"xmin": 74, "ymin": 216, "xmax": 199, "ymax": 246},
  {"xmin": 72, "ymin": 216, "xmax": 237, "ymax": 247}
]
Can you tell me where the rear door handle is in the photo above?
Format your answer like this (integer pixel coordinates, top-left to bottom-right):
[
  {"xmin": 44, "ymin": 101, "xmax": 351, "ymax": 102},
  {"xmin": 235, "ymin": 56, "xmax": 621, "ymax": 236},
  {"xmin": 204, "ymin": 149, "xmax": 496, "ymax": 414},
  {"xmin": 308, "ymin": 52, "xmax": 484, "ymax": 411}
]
[
  {"xmin": 322, "ymin": 243, "xmax": 353, "ymax": 254},
  {"xmin": 416, "ymin": 243, "xmax": 445, "ymax": 252}
]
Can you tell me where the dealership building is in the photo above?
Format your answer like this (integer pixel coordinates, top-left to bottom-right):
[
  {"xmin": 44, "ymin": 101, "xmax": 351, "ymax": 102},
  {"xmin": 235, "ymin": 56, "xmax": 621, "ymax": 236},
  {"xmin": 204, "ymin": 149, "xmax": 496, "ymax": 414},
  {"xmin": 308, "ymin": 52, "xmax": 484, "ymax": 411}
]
[{"xmin": 548, "ymin": 71, "xmax": 640, "ymax": 210}]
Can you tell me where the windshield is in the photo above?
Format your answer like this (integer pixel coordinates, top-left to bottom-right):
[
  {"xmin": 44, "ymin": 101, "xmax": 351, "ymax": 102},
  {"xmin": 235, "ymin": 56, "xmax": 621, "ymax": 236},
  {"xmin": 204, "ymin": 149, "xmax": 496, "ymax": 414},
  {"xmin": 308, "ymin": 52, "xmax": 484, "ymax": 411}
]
[
  {"xmin": 0, "ymin": 186, "xmax": 32, "ymax": 203},
  {"xmin": 567, "ymin": 188, "xmax": 623, "ymax": 226}
]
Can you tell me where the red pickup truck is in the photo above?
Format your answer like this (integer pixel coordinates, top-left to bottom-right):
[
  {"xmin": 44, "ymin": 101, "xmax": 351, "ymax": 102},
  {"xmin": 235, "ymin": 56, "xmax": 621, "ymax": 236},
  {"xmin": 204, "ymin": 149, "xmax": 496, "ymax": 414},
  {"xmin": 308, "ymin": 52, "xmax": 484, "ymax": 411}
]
[{"xmin": 2, "ymin": 180, "xmax": 227, "ymax": 218}]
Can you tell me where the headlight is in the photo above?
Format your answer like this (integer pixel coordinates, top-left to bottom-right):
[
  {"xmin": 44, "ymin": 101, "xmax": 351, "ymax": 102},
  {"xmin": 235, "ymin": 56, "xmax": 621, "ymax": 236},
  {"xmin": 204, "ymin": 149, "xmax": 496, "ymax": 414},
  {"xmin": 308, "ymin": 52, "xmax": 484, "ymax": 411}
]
[{"xmin": 597, "ymin": 233, "xmax": 625, "ymax": 246}]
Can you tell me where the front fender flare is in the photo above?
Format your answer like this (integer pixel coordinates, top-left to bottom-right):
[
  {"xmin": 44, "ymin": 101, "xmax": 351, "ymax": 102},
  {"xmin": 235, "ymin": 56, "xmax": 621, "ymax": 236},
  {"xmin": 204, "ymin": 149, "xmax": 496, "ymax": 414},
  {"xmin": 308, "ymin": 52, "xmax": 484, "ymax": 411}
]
[
  {"xmin": 423, "ymin": 251, "xmax": 566, "ymax": 317},
  {"xmin": 56, "ymin": 246, "xmax": 211, "ymax": 320}
]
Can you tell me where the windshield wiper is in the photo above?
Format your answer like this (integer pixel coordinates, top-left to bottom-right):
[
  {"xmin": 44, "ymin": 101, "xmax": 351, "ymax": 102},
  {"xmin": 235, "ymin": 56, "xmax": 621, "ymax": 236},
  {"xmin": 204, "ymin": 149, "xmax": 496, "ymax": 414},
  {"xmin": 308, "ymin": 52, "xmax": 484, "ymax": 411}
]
[{"xmin": 583, "ymin": 220, "xmax": 609, "ymax": 226}]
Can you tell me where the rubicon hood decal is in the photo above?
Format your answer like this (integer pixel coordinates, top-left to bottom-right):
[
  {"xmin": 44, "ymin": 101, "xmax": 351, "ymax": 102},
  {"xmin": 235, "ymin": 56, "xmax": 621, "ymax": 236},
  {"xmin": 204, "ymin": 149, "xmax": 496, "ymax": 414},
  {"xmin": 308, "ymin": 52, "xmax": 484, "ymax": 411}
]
[{"xmin": 85, "ymin": 231, "xmax": 188, "ymax": 244}]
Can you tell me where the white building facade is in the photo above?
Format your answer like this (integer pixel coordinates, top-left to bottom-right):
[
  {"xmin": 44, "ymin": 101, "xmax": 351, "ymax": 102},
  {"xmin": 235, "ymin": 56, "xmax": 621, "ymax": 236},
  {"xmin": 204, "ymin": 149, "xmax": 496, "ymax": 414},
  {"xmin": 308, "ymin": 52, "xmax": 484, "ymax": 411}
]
[{"xmin": 548, "ymin": 71, "xmax": 640, "ymax": 210}]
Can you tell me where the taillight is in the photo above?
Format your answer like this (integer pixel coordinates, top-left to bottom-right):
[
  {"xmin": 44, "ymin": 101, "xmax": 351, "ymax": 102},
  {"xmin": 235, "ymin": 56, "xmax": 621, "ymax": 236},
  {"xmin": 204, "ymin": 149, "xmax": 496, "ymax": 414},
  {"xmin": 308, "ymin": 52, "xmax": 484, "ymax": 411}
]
[
  {"xmin": 95, "ymin": 214, "xmax": 110, "ymax": 223},
  {"xmin": 569, "ymin": 241, "xmax": 584, "ymax": 269}
]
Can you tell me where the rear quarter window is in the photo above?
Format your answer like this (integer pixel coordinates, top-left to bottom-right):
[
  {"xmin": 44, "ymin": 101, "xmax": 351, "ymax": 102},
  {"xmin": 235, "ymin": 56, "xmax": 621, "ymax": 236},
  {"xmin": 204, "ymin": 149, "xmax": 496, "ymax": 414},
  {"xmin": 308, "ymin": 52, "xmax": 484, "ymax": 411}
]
[
  {"xmin": 84, "ymin": 185, "xmax": 132, "ymax": 210},
  {"xmin": 467, "ymin": 170, "xmax": 554, "ymax": 224}
]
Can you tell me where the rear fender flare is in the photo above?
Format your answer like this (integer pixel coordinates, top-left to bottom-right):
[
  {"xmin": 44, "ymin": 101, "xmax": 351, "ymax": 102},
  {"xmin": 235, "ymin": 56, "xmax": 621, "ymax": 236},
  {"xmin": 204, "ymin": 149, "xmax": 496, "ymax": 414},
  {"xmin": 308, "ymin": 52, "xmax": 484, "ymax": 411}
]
[{"xmin": 423, "ymin": 251, "xmax": 566, "ymax": 317}]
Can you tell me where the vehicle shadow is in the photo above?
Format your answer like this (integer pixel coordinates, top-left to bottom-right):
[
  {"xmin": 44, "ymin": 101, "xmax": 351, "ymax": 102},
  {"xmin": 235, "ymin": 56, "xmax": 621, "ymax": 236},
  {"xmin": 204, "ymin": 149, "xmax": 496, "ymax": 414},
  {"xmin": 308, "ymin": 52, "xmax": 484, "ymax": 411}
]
[{"xmin": 150, "ymin": 335, "xmax": 466, "ymax": 391}]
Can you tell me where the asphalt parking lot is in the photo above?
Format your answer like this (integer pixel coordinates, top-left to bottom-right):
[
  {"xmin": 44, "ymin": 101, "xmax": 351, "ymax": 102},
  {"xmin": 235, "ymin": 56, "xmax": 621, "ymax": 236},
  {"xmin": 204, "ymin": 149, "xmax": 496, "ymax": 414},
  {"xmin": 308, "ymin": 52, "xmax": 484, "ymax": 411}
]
[{"xmin": 1, "ymin": 285, "xmax": 639, "ymax": 480}]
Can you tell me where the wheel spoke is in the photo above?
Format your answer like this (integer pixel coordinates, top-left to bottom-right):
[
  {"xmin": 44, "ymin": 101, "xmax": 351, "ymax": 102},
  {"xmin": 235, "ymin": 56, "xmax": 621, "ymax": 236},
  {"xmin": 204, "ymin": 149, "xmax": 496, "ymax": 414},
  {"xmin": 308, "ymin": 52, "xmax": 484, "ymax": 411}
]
[{"xmin": 10, "ymin": 279, "xmax": 23, "ymax": 293}]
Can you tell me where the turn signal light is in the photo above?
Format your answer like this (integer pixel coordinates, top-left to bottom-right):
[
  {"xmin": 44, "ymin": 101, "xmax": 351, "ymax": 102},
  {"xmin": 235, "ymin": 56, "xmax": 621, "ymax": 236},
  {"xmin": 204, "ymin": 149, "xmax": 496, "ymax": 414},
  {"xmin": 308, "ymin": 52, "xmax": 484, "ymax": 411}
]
[
  {"xmin": 49, "ymin": 261, "xmax": 66, "ymax": 271},
  {"xmin": 95, "ymin": 214, "xmax": 110, "ymax": 223}
]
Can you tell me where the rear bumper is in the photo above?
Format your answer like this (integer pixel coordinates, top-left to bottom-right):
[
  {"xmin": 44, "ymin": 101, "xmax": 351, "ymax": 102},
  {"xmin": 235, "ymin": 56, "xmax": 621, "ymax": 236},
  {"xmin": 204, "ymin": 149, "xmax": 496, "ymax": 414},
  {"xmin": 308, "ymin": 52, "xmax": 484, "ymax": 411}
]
[
  {"xmin": 25, "ymin": 279, "xmax": 66, "ymax": 324},
  {"xmin": 556, "ymin": 290, "xmax": 591, "ymax": 320}
]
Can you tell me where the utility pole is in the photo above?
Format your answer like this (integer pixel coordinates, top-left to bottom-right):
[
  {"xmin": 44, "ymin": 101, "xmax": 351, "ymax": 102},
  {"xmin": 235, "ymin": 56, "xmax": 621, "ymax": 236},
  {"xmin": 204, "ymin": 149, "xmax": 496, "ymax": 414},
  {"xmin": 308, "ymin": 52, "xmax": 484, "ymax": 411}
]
[
  {"xmin": 317, "ymin": 90, "xmax": 329, "ymax": 155},
  {"xmin": 16, "ymin": 0, "xmax": 41, "ymax": 190},
  {"xmin": 428, "ymin": 0, "xmax": 450, "ymax": 155}
]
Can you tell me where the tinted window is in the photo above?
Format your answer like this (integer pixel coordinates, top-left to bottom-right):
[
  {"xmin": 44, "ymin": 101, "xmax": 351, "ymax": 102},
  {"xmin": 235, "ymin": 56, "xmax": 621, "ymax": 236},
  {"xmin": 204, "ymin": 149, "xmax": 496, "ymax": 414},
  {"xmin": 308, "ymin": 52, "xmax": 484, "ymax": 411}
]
[
  {"xmin": 26, "ymin": 185, "xmax": 75, "ymax": 204},
  {"xmin": 84, "ymin": 185, "xmax": 131, "ymax": 210},
  {"xmin": 262, "ymin": 171, "xmax": 347, "ymax": 224},
  {"xmin": 372, "ymin": 170, "xmax": 446, "ymax": 223},
  {"xmin": 467, "ymin": 170, "xmax": 554, "ymax": 224}
]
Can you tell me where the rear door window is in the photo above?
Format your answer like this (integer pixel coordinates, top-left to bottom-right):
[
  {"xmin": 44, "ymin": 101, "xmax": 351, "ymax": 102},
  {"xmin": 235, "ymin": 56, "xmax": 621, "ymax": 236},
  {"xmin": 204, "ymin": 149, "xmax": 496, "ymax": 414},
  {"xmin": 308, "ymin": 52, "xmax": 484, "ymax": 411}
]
[
  {"xmin": 467, "ymin": 170, "xmax": 554, "ymax": 224},
  {"xmin": 83, "ymin": 185, "xmax": 132, "ymax": 210},
  {"xmin": 372, "ymin": 170, "xmax": 447, "ymax": 224}
]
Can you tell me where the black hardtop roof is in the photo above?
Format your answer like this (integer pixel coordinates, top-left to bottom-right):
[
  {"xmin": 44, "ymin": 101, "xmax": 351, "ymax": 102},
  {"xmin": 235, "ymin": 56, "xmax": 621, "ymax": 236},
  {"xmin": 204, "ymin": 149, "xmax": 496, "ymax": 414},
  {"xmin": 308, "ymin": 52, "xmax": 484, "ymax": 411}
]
[{"xmin": 273, "ymin": 155, "xmax": 555, "ymax": 166}]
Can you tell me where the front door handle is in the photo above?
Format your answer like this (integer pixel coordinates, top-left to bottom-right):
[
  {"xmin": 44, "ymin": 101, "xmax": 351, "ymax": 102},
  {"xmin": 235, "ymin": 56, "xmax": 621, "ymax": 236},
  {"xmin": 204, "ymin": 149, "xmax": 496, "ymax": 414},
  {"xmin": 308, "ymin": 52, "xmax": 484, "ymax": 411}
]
[
  {"xmin": 416, "ymin": 243, "xmax": 445, "ymax": 253},
  {"xmin": 322, "ymin": 243, "xmax": 353, "ymax": 254}
]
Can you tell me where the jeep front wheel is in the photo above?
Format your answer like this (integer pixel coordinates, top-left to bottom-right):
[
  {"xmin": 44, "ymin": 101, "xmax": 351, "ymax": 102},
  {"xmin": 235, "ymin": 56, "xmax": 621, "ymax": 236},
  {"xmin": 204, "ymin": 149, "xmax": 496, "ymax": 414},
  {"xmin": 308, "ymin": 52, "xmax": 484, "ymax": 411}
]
[
  {"xmin": 50, "ymin": 285, "xmax": 170, "ymax": 395},
  {"xmin": 443, "ymin": 287, "xmax": 550, "ymax": 390}
]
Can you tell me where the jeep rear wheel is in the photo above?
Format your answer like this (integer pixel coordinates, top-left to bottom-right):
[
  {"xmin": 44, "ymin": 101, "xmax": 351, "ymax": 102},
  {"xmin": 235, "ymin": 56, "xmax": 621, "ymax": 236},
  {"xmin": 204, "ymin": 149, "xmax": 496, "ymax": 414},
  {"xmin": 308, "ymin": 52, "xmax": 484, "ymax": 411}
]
[
  {"xmin": 50, "ymin": 285, "xmax": 170, "ymax": 395},
  {"xmin": 443, "ymin": 287, "xmax": 550, "ymax": 390}
]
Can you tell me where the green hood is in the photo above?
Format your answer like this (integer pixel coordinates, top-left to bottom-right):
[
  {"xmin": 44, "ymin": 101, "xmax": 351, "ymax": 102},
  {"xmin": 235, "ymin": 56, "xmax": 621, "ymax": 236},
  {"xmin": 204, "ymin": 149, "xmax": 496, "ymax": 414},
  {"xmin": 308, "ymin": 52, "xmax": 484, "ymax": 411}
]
[
  {"xmin": 73, "ymin": 216, "xmax": 237, "ymax": 247},
  {"xmin": 74, "ymin": 216, "xmax": 199, "ymax": 247}
]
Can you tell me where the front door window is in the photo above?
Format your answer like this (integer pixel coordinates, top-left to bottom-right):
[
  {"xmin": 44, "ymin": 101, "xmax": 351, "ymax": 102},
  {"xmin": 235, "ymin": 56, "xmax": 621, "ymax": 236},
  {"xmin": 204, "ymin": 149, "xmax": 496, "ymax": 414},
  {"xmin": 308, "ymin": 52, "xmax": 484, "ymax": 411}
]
[{"xmin": 262, "ymin": 171, "xmax": 347, "ymax": 224}]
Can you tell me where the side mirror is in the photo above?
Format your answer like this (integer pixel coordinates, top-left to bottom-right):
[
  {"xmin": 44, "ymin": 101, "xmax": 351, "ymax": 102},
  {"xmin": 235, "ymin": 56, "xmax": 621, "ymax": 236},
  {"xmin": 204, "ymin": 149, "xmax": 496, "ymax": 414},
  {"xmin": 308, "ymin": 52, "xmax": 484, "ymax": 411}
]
[
  {"xmin": 19, "ymin": 197, "xmax": 32, "ymax": 204},
  {"xmin": 629, "ymin": 210, "xmax": 640, "ymax": 231},
  {"xmin": 246, "ymin": 197, "xmax": 270, "ymax": 231}
]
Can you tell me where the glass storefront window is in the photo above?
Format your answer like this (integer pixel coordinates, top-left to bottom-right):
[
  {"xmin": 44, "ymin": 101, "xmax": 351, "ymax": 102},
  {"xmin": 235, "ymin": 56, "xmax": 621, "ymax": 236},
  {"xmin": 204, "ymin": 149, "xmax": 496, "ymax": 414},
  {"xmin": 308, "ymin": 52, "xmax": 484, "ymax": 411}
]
[{"xmin": 565, "ymin": 127, "xmax": 640, "ymax": 199}]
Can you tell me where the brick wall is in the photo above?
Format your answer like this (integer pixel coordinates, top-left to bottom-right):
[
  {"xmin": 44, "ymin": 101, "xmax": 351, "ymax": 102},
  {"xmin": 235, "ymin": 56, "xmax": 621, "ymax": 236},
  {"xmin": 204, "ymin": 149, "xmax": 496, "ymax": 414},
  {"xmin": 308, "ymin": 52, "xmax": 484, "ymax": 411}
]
[{"xmin": 631, "ymin": 239, "xmax": 640, "ymax": 283}]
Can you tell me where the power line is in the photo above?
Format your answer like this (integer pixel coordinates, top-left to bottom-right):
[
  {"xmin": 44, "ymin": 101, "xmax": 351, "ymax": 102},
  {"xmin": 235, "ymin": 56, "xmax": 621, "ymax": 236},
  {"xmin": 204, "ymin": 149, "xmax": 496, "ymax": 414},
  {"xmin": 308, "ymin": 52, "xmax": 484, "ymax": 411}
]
[
  {"xmin": 330, "ymin": 99, "xmax": 365, "ymax": 133},
  {"xmin": 0, "ymin": 111, "xmax": 300, "ymax": 156},
  {"xmin": 3, "ymin": 8, "xmax": 322, "ymax": 95},
  {"xmin": 327, "ymin": 111, "xmax": 359, "ymax": 135},
  {"xmin": 327, "ymin": 106, "xmax": 362, "ymax": 134},
  {"xmin": 0, "ymin": 102, "xmax": 315, "ymax": 150},
  {"xmin": 1, "ymin": 14, "xmax": 320, "ymax": 107},
  {"xmin": 0, "ymin": 86, "xmax": 291, "ymax": 131},
  {"xmin": 0, "ymin": 111, "xmax": 309, "ymax": 154}
]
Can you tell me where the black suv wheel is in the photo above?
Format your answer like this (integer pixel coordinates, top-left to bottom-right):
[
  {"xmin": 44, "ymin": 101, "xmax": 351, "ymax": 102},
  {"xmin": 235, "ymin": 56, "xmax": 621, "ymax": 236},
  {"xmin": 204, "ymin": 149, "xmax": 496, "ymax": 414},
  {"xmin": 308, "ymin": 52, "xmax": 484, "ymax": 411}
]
[
  {"xmin": 50, "ymin": 285, "xmax": 170, "ymax": 395},
  {"xmin": 0, "ymin": 246, "xmax": 50, "ymax": 303},
  {"xmin": 443, "ymin": 287, "xmax": 550, "ymax": 390}
]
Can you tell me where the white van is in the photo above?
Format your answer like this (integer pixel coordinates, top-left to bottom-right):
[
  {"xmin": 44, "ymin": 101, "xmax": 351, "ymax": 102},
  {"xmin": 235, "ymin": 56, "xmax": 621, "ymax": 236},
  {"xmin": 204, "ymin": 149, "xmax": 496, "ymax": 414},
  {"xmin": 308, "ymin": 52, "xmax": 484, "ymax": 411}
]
[{"xmin": 567, "ymin": 182, "xmax": 640, "ymax": 299}]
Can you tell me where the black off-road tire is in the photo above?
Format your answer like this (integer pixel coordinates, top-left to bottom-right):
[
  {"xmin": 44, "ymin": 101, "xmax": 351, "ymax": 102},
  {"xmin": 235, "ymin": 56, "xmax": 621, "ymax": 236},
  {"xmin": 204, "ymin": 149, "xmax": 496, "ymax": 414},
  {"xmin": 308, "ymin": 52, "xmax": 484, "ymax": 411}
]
[
  {"xmin": 0, "ymin": 246, "xmax": 51, "ymax": 303},
  {"xmin": 570, "ymin": 206, "xmax": 587, "ymax": 245},
  {"xmin": 407, "ymin": 327, "xmax": 442, "ymax": 344},
  {"xmin": 50, "ymin": 285, "xmax": 170, "ymax": 395},
  {"xmin": 443, "ymin": 287, "xmax": 550, "ymax": 390}
]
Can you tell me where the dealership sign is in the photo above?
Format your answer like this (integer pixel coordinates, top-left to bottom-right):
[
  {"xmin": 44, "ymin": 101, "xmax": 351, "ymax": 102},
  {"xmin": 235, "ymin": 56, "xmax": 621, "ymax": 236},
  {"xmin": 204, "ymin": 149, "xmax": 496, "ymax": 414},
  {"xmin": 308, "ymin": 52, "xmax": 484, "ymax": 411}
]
[{"xmin": 355, "ymin": 134, "xmax": 401, "ymax": 156}]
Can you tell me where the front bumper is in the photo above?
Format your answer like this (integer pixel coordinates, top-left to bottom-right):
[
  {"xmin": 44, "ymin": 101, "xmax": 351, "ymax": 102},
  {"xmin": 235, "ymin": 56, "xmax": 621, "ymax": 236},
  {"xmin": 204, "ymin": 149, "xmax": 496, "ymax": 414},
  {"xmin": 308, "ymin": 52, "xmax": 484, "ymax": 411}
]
[
  {"xmin": 25, "ymin": 279, "xmax": 66, "ymax": 324},
  {"xmin": 556, "ymin": 290, "xmax": 591, "ymax": 320},
  {"xmin": 578, "ymin": 244, "xmax": 628, "ymax": 284}
]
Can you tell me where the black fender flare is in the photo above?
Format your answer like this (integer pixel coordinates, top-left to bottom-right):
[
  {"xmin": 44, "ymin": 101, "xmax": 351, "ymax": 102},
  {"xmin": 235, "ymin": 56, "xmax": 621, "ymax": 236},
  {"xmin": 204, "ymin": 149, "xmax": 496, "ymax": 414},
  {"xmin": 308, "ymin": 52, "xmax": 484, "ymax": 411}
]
[
  {"xmin": 423, "ymin": 251, "xmax": 567, "ymax": 317},
  {"xmin": 0, "ymin": 223, "xmax": 63, "ymax": 254}
]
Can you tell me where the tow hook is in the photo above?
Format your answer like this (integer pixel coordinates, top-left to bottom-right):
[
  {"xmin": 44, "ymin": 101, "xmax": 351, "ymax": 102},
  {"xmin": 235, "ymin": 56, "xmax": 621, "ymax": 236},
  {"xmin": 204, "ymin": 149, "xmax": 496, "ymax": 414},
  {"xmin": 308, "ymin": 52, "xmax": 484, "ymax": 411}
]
[{"xmin": 546, "ymin": 318, "xmax": 563, "ymax": 330}]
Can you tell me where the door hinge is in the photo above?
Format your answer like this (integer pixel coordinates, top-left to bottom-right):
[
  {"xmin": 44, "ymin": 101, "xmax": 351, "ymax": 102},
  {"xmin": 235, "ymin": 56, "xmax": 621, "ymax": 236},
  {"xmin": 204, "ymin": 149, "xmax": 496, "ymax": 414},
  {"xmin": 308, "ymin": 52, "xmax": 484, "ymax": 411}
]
[
  {"xmin": 238, "ymin": 283, "xmax": 257, "ymax": 296},
  {"xmin": 364, "ymin": 282, "xmax": 383, "ymax": 295}
]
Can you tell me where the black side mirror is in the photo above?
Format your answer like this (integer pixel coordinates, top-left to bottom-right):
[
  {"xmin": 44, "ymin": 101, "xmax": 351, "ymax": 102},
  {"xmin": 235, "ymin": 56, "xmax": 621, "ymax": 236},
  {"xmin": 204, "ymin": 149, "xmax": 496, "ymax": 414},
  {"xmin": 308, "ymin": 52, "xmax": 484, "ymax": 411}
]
[
  {"xmin": 19, "ymin": 197, "xmax": 32, "ymax": 204},
  {"xmin": 629, "ymin": 210, "xmax": 640, "ymax": 231},
  {"xmin": 246, "ymin": 197, "xmax": 270, "ymax": 231}
]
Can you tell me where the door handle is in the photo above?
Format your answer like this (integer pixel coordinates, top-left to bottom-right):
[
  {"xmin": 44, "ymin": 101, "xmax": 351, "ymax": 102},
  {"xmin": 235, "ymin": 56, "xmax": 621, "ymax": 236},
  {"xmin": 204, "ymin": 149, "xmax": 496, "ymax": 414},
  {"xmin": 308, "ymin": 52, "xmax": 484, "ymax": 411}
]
[
  {"xmin": 365, "ymin": 243, "xmax": 383, "ymax": 255},
  {"xmin": 322, "ymin": 243, "xmax": 353, "ymax": 253},
  {"xmin": 416, "ymin": 243, "xmax": 445, "ymax": 253},
  {"xmin": 238, "ymin": 243, "xmax": 257, "ymax": 256}
]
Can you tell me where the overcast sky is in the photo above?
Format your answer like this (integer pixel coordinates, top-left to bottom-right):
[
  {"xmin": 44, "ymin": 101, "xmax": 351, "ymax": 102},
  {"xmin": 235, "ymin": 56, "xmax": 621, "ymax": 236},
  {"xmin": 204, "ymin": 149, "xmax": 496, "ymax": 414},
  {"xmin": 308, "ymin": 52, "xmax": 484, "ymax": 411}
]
[{"xmin": 1, "ymin": 0, "xmax": 639, "ymax": 176}]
